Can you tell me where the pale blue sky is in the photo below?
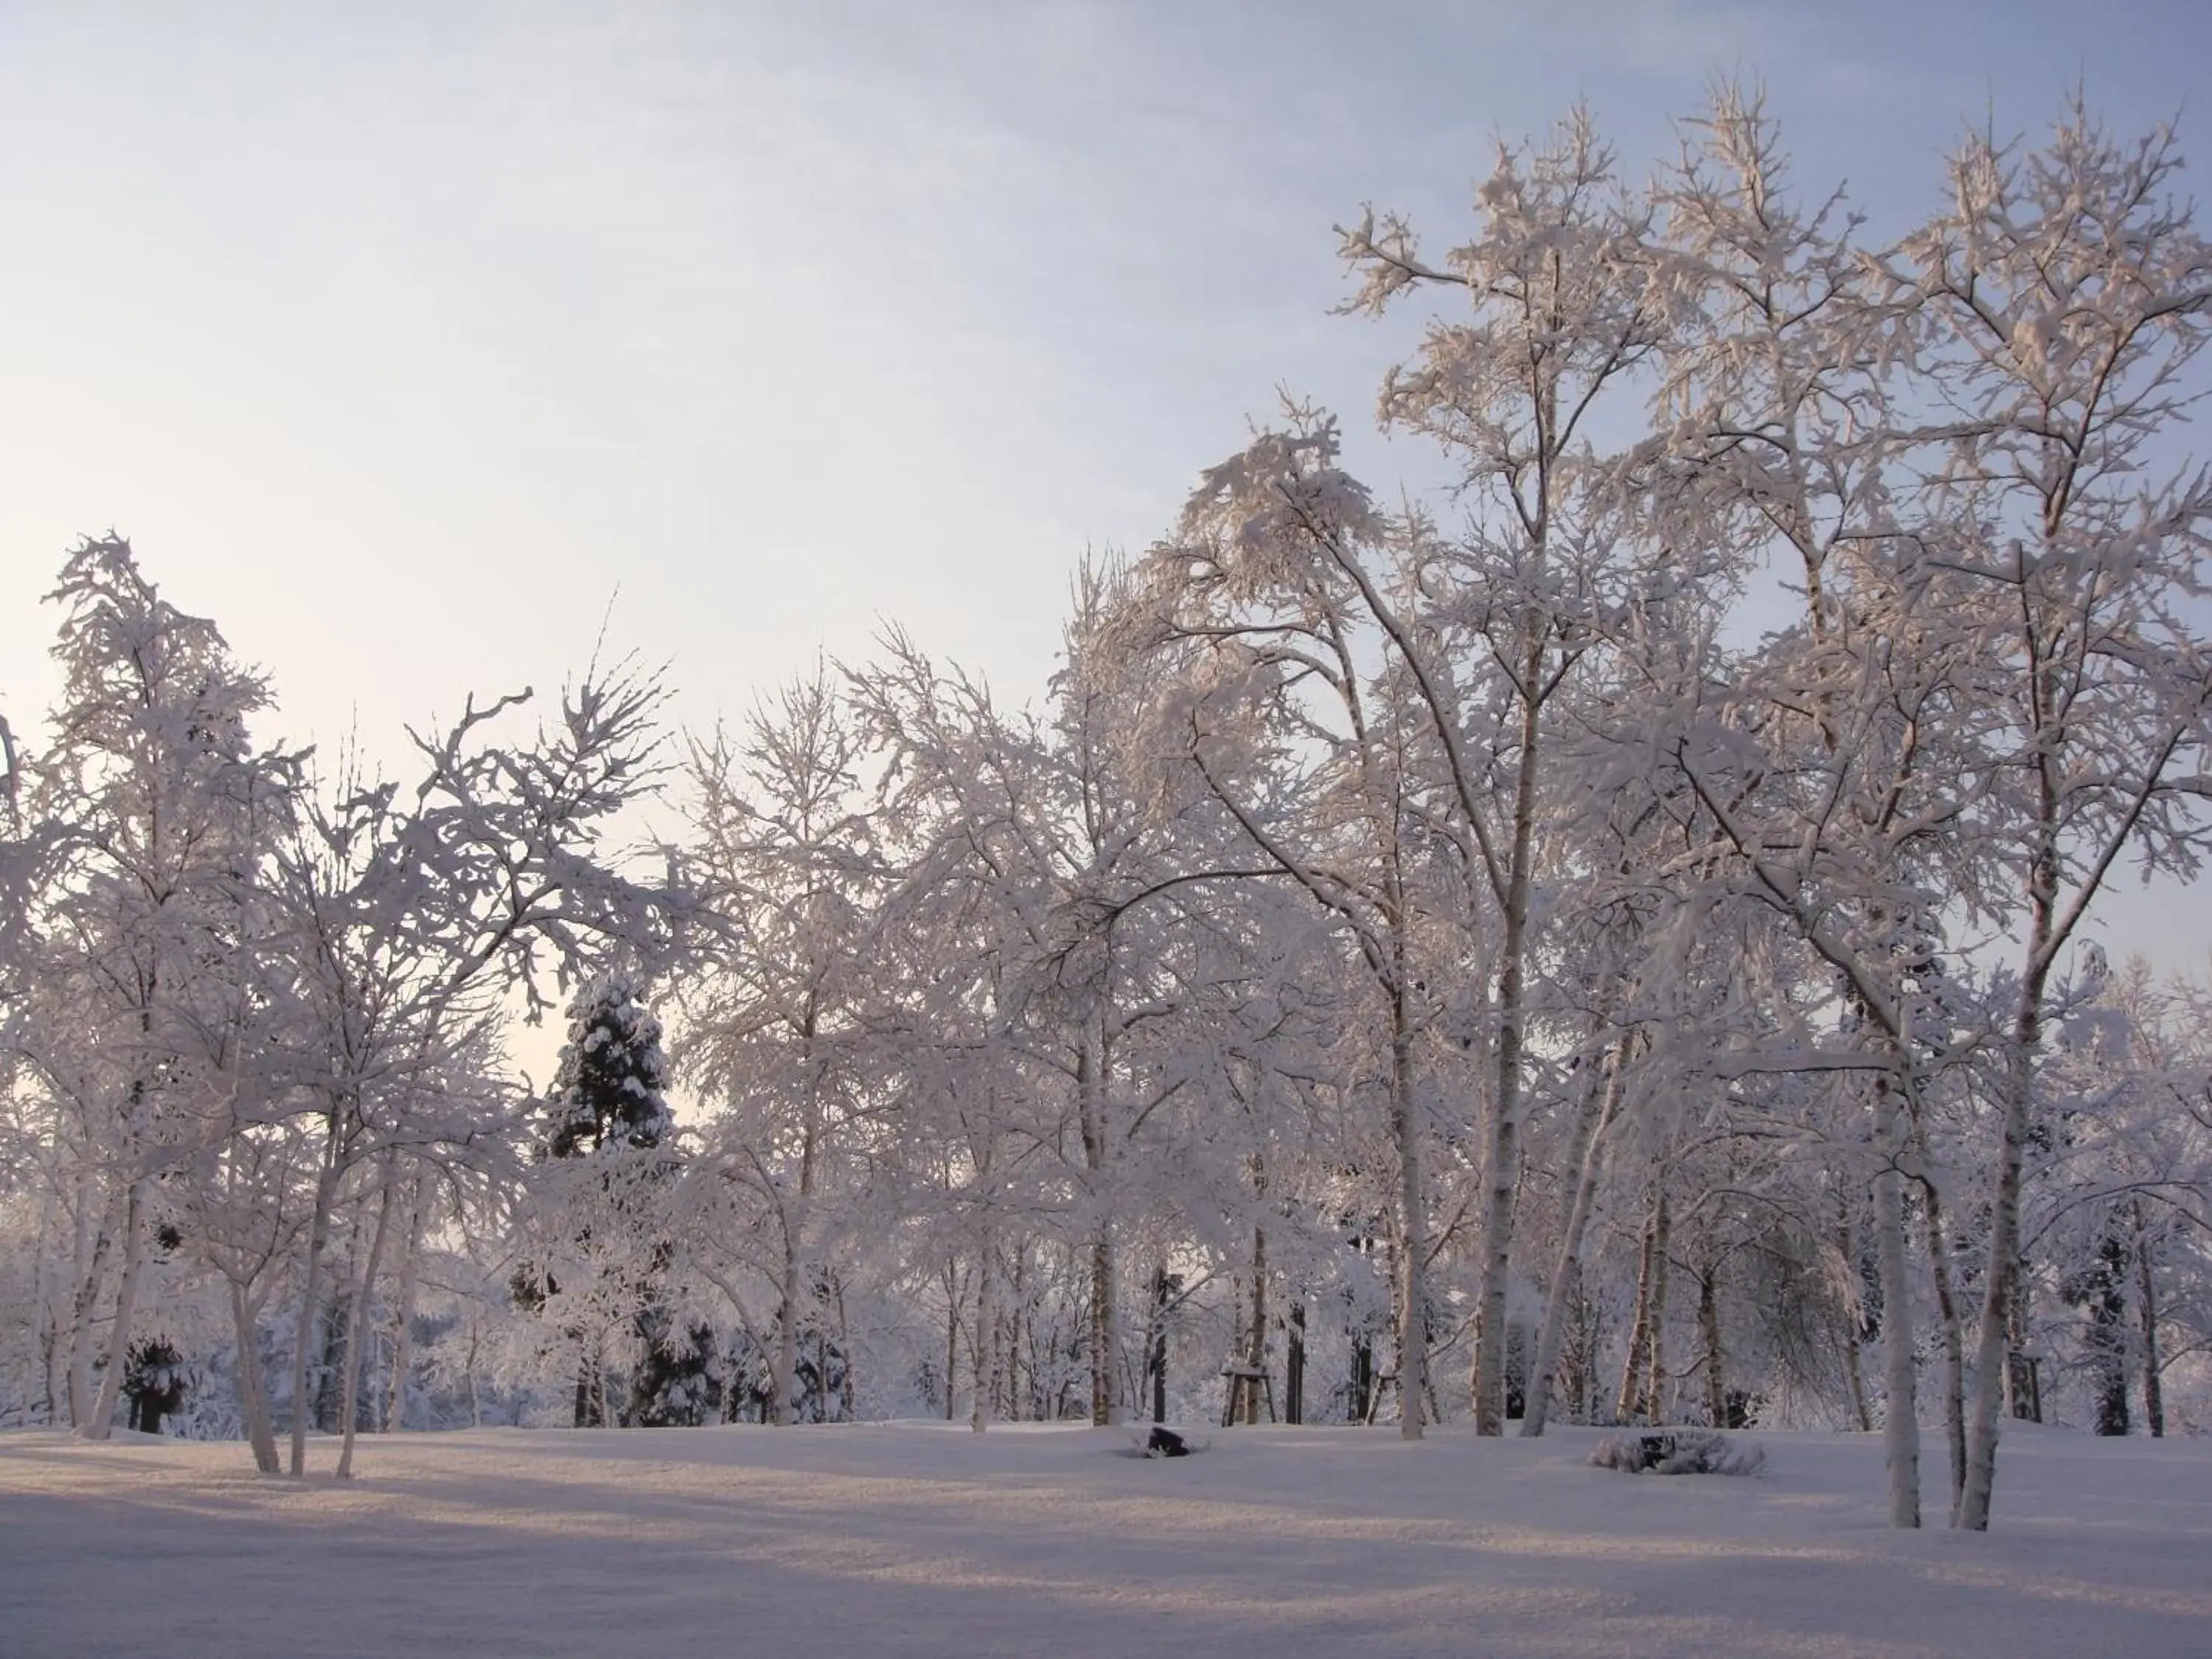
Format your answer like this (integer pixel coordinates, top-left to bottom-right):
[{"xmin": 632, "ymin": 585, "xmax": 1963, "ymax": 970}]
[{"xmin": 1, "ymin": 0, "xmax": 2206, "ymax": 964}]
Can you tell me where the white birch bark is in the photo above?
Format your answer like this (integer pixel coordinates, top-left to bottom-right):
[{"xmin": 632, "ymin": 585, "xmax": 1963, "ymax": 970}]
[
  {"xmin": 970, "ymin": 1236, "xmax": 999, "ymax": 1434},
  {"xmin": 1390, "ymin": 983, "xmax": 1427, "ymax": 1439},
  {"xmin": 1874, "ymin": 1077, "xmax": 1921, "ymax": 1528},
  {"xmin": 383, "ymin": 1170, "xmax": 428, "ymax": 1433},
  {"xmin": 64, "ymin": 1177, "xmax": 111, "ymax": 1430},
  {"xmin": 289, "ymin": 1130, "xmax": 342, "ymax": 1476},
  {"xmin": 1523, "ymin": 1038, "xmax": 1627, "ymax": 1436},
  {"xmin": 335, "ymin": 1157, "xmax": 400, "ymax": 1478},
  {"xmin": 230, "ymin": 1279, "xmax": 281, "ymax": 1473},
  {"xmin": 83, "ymin": 1178, "xmax": 147, "ymax": 1439}
]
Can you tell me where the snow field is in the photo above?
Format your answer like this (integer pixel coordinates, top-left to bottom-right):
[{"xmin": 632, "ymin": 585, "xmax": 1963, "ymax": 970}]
[{"xmin": 3, "ymin": 1421, "xmax": 2208, "ymax": 1658}]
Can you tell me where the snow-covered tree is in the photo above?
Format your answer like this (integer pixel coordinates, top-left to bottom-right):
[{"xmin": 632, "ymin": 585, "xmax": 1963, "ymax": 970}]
[
  {"xmin": 543, "ymin": 973, "xmax": 673, "ymax": 1158},
  {"xmin": 13, "ymin": 537, "xmax": 291, "ymax": 1441},
  {"xmin": 518, "ymin": 971, "xmax": 682, "ymax": 1427}
]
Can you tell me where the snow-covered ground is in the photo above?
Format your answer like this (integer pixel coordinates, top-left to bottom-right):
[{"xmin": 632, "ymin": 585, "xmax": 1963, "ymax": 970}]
[{"xmin": 3, "ymin": 1420, "xmax": 2207, "ymax": 1658}]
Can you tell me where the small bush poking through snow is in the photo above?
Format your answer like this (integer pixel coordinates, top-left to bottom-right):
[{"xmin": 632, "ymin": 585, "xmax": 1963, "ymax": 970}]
[
  {"xmin": 1590, "ymin": 1430, "xmax": 1765, "ymax": 1477},
  {"xmin": 1126, "ymin": 1423, "xmax": 1210, "ymax": 1458},
  {"xmin": 1147, "ymin": 1425, "xmax": 1192, "ymax": 1458}
]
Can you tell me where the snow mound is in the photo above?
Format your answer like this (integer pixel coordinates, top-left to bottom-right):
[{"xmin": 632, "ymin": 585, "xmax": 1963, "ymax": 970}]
[{"xmin": 1590, "ymin": 1428, "xmax": 1766, "ymax": 1476}]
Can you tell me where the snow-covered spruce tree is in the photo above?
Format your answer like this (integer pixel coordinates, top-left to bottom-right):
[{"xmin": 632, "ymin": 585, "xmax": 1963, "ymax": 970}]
[
  {"xmin": 525, "ymin": 971, "xmax": 678, "ymax": 1426},
  {"xmin": 544, "ymin": 973, "xmax": 673, "ymax": 1160}
]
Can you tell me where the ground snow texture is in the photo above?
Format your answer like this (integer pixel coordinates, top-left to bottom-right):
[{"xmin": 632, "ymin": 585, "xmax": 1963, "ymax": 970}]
[{"xmin": 3, "ymin": 1421, "xmax": 2207, "ymax": 1657}]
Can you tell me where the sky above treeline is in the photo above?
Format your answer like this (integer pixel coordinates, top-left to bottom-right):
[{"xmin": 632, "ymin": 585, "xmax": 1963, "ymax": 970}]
[{"xmin": 2, "ymin": 1, "xmax": 2208, "ymax": 964}]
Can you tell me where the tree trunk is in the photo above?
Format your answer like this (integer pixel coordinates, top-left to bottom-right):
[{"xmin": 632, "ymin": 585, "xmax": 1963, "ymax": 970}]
[
  {"xmin": 1090, "ymin": 1228, "xmax": 1116, "ymax": 1427},
  {"xmin": 1078, "ymin": 1031, "xmax": 1119, "ymax": 1427},
  {"xmin": 28, "ymin": 1176, "xmax": 60, "ymax": 1426},
  {"xmin": 1239, "ymin": 1223, "xmax": 1268, "ymax": 1425},
  {"xmin": 1959, "ymin": 956, "xmax": 2051, "ymax": 1531},
  {"xmin": 290, "ymin": 1119, "xmax": 343, "ymax": 1476},
  {"xmin": 1473, "ymin": 667, "xmax": 1543, "ymax": 1437},
  {"xmin": 944, "ymin": 1258, "xmax": 960, "ymax": 1422},
  {"xmin": 230, "ymin": 1279, "xmax": 280, "ymax": 1474},
  {"xmin": 383, "ymin": 1169, "xmax": 428, "ymax": 1433},
  {"xmin": 970, "ymin": 1235, "xmax": 999, "ymax": 1434},
  {"xmin": 1286, "ymin": 1301, "xmax": 1306, "ymax": 1425},
  {"xmin": 1146, "ymin": 1264, "xmax": 1171, "ymax": 1424},
  {"xmin": 1008, "ymin": 1247, "xmax": 1028, "ymax": 1422},
  {"xmin": 1697, "ymin": 1245, "xmax": 1727, "ymax": 1430},
  {"xmin": 2137, "ymin": 1206, "xmax": 2164, "ymax": 1439},
  {"xmin": 465, "ymin": 1312, "xmax": 481, "ymax": 1428},
  {"xmin": 771, "ymin": 1251, "xmax": 801, "ymax": 1427},
  {"xmin": 335, "ymin": 1159, "xmax": 400, "ymax": 1478},
  {"xmin": 1921, "ymin": 1180, "xmax": 1968, "ymax": 1520},
  {"xmin": 1642, "ymin": 1188, "xmax": 1672, "ymax": 1424},
  {"xmin": 65, "ymin": 1178, "xmax": 116, "ymax": 1428},
  {"xmin": 316, "ymin": 1214, "xmax": 362, "ymax": 1433},
  {"xmin": 1523, "ymin": 1037, "xmax": 1627, "ymax": 1436},
  {"xmin": 1617, "ymin": 1187, "xmax": 1660, "ymax": 1425},
  {"xmin": 1874, "ymin": 1093, "xmax": 1921, "ymax": 1528},
  {"xmin": 84, "ymin": 1178, "xmax": 147, "ymax": 1440},
  {"xmin": 1389, "ymin": 989, "xmax": 1427, "ymax": 1439},
  {"xmin": 574, "ymin": 1350, "xmax": 603, "ymax": 1427}
]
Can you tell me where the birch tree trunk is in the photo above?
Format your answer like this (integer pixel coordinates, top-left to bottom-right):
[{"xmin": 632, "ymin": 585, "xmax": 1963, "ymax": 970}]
[
  {"xmin": 1008, "ymin": 1247, "xmax": 1028, "ymax": 1422},
  {"xmin": 1389, "ymin": 985, "xmax": 1428, "ymax": 1439},
  {"xmin": 970, "ymin": 1235, "xmax": 999, "ymax": 1434},
  {"xmin": 230, "ymin": 1280, "xmax": 280, "ymax": 1473},
  {"xmin": 1090, "ymin": 1228, "xmax": 1116, "ymax": 1427},
  {"xmin": 944, "ymin": 1258, "xmax": 960, "ymax": 1422},
  {"xmin": 335, "ymin": 1158, "xmax": 400, "ymax": 1478},
  {"xmin": 1145, "ymin": 1264, "xmax": 1171, "ymax": 1424},
  {"xmin": 771, "ymin": 1233, "xmax": 802, "ymax": 1427},
  {"xmin": 1617, "ymin": 1189, "xmax": 1660, "ymax": 1425},
  {"xmin": 1958, "ymin": 953, "xmax": 2053, "ymax": 1531},
  {"xmin": 1235, "ymin": 1222, "xmax": 1268, "ymax": 1424},
  {"xmin": 1472, "ymin": 646, "xmax": 1544, "ymax": 1436},
  {"xmin": 65, "ymin": 1180, "xmax": 114, "ymax": 1429},
  {"xmin": 29, "ymin": 1178, "xmax": 59, "ymax": 1425},
  {"xmin": 1523, "ymin": 1037, "xmax": 1627, "ymax": 1436},
  {"xmin": 290, "ymin": 1124, "xmax": 343, "ymax": 1476},
  {"xmin": 83, "ymin": 1178, "xmax": 147, "ymax": 1440},
  {"xmin": 1874, "ymin": 1083, "xmax": 1921, "ymax": 1527},
  {"xmin": 1079, "ymin": 1032, "xmax": 1119, "ymax": 1427},
  {"xmin": 1697, "ymin": 1239, "xmax": 1727, "ymax": 1429},
  {"xmin": 465, "ymin": 1311, "xmax": 481, "ymax": 1428},
  {"xmin": 1921, "ymin": 1179, "xmax": 1968, "ymax": 1520},
  {"xmin": 2137, "ymin": 1206, "xmax": 2165, "ymax": 1439},
  {"xmin": 1642, "ymin": 1189, "xmax": 1671, "ymax": 1423},
  {"xmin": 383, "ymin": 1171, "xmax": 428, "ymax": 1433}
]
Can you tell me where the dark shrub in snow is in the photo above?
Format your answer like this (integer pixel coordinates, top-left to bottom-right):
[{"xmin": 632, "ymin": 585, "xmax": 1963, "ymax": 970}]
[{"xmin": 1591, "ymin": 1430, "xmax": 1764, "ymax": 1476}]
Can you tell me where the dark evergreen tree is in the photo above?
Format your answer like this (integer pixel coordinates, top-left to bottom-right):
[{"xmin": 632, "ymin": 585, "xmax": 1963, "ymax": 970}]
[
  {"xmin": 2065, "ymin": 1222, "xmax": 2134, "ymax": 1437},
  {"xmin": 543, "ymin": 972, "xmax": 673, "ymax": 1157},
  {"xmin": 521, "ymin": 973, "xmax": 677, "ymax": 1425},
  {"xmin": 627, "ymin": 1312, "xmax": 721, "ymax": 1426},
  {"xmin": 122, "ymin": 1338, "xmax": 188, "ymax": 1435}
]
